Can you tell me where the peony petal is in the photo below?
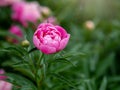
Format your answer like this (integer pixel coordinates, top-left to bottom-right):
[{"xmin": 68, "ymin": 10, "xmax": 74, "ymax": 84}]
[
  {"xmin": 35, "ymin": 30, "xmax": 42, "ymax": 39},
  {"xmin": 57, "ymin": 34, "xmax": 70, "ymax": 51},
  {"xmin": 33, "ymin": 36, "xmax": 40, "ymax": 49},
  {"xmin": 43, "ymin": 35, "xmax": 60, "ymax": 48},
  {"xmin": 55, "ymin": 26, "xmax": 68, "ymax": 39},
  {"xmin": 38, "ymin": 23, "xmax": 54, "ymax": 29},
  {"xmin": 40, "ymin": 45, "xmax": 56, "ymax": 54}
]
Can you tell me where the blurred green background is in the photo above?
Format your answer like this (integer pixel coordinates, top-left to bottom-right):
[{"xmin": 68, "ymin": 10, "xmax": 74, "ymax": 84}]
[{"xmin": 0, "ymin": 0, "xmax": 120, "ymax": 90}]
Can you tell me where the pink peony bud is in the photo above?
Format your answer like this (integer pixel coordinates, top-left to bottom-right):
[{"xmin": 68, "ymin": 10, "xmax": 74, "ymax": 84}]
[
  {"xmin": 33, "ymin": 23, "xmax": 70, "ymax": 54},
  {"xmin": 11, "ymin": 1, "xmax": 41, "ymax": 27},
  {"xmin": 0, "ymin": 0, "xmax": 24, "ymax": 6},
  {"xmin": 8, "ymin": 25, "xmax": 23, "ymax": 43},
  {"xmin": 0, "ymin": 81, "xmax": 12, "ymax": 90}
]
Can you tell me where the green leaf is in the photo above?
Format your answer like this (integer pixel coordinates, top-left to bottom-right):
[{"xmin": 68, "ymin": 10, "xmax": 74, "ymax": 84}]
[
  {"xmin": 12, "ymin": 63, "xmax": 35, "ymax": 81},
  {"xmin": 95, "ymin": 53, "xmax": 115, "ymax": 77},
  {"xmin": 24, "ymin": 27, "xmax": 34, "ymax": 48},
  {"xmin": 99, "ymin": 77, "xmax": 107, "ymax": 90},
  {"xmin": 85, "ymin": 80, "xmax": 93, "ymax": 90},
  {"xmin": 0, "ymin": 30, "xmax": 22, "ymax": 41},
  {"xmin": 7, "ymin": 73, "xmax": 37, "ymax": 90},
  {"xmin": 54, "ymin": 58, "xmax": 76, "ymax": 67},
  {"xmin": 0, "ymin": 46, "xmax": 27, "ymax": 58},
  {"xmin": 108, "ymin": 76, "xmax": 120, "ymax": 83},
  {"xmin": 61, "ymin": 51, "xmax": 86, "ymax": 58},
  {"xmin": 51, "ymin": 73, "xmax": 77, "ymax": 89}
]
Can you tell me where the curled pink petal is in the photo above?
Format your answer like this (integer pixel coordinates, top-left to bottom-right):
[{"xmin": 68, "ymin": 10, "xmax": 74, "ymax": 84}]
[
  {"xmin": 33, "ymin": 36, "xmax": 41, "ymax": 49},
  {"xmin": 57, "ymin": 34, "xmax": 70, "ymax": 51},
  {"xmin": 55, "ymin": 26, "xmax": 68, "ymax": 39}
]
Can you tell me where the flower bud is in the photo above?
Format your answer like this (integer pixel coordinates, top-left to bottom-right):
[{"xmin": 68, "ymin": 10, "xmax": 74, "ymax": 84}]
[
  {"xmin": 84, "ymin": 20, "xmax": 95, "ymax": 30},
  {"xmin": 11, "ymin": 2, "xmax": 42, "ymax": 27},
  {"xmin": 21, "ymin": 40, "xmax": 30, "ymax": 47},
  {"xmin": 40, "ymin": 6, "xmax": 51, "ymax": 17},
  {"xmin": 8, "ymin": 25, "xmax": 23, "ymax": 44}
]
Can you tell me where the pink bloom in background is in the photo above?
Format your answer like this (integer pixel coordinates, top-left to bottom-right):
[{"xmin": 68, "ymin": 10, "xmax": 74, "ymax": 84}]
[
  {"xmin": 9, "ymin": 25, "xmax": 23, "ymax": 37},
  {"xmin": 0, "ymin": 69, "xmax": 7, "ymax": 80},
  {"xmin": 8, "ymin": 25, "xmax": 23, "ymax": 43},
  {"xmin": 0, "ymin": 81, "xmax": 12, "ymax": 90},
  {"xmin": 0, "ymin": 69, "xmax": 5, "ymax": 75},
  {"xmin": 0, "ymin": 69, "xmax": 12, "ymax": 90},
  {"xmin": 0, "ymin": 0, "xmax": 24, "ymax": 6},
  {"xmin": 44, "ymin": 16, "xmax": 58, "ymax": 25},
  {"xmin": 11, "ymin": 1, "xmax": 41, "ymax": 27},
  {"xmin": 33, "ymin": 23, "xmax": 70, "ymax": 54},
  {"xmin": 40, "ymin": 6, "xmax": 51, "ymax": 16}
]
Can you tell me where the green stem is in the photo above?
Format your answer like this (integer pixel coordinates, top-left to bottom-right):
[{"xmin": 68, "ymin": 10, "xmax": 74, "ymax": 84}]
[
  {"xmin": 35, "ymin": 52, "xmax": 44, "ymax": 90},
  {"xmin": 37, "ymin": 53, "xmax": 44, "ymax": 68},
  {"xmin": 29, "ymin": 54, "xmax": 36, "ymax": 73},
  {"xmin": 22, "ymin": 48, "xmax": 36, "ymax": 80}
]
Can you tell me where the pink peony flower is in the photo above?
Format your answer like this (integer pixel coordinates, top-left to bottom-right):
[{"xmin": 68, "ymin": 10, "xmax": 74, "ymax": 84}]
[
  {"xmin": 33, "ymin": 23, "xmax": 70, "ymax": 54},
  {"xmin": 8, "ymin": 25, "xmax": 23, "ymax": 43},
  {"xmin": 11, "ymin": 1, "xmax": 41, "ymax": 27},
  {"xmin": 0, "ymin": 0, "xmax": 24, "ymax": 6}
]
